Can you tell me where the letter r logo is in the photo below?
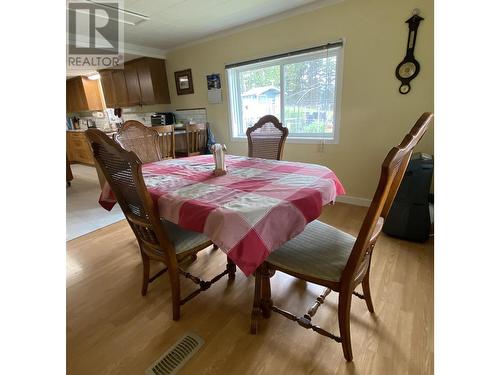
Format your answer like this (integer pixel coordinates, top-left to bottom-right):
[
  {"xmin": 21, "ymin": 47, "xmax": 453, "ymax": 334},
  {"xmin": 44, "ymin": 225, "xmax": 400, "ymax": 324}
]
[{"xmin": 68, "ymin": 1, "xmax": 119, "ymax": 55}]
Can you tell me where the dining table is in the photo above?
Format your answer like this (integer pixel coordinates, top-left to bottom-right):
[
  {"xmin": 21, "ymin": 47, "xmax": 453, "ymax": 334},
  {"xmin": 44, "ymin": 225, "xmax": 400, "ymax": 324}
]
[{"xmin": 99, "ymin": 154, "xmax": 345, "ymax": 276}]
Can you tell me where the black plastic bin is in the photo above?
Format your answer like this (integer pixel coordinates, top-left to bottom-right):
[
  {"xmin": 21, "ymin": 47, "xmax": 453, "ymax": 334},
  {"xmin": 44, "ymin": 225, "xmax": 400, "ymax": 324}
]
[{"xmin": 382, "ymin": 153, "xmax": 434, "ymax": 242}]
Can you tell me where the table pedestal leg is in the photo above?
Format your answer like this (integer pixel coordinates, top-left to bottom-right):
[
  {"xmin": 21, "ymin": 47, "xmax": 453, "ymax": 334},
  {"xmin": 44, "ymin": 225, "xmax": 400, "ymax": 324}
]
[
  {"xmin": 250, "ymin": 266, "xmax": 263, "ymax": 334},
  {"xmin": 261, "ymin": 264, "xmax": 273, "ymax": 319}
]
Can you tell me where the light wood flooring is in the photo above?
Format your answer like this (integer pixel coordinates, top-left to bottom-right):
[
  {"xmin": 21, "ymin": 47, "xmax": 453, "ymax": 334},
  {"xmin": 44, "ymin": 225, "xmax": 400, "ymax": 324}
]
[{"xmin": 67, "ymin": 203, "xmax": 433, "ymax": 375}]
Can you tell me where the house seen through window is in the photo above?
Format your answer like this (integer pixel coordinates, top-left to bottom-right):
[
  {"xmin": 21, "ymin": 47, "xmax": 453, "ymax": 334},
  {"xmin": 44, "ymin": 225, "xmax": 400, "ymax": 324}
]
[{"xmin": 226, "ymin": 44, "xmax": 343, "ymax": 142}]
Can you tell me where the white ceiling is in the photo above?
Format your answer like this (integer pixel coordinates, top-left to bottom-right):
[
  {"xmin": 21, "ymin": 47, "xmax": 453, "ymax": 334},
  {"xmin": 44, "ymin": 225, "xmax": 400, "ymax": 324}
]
[{"xmin": 69, "ymin": 0, "xmax": 342, "ymax": 56}]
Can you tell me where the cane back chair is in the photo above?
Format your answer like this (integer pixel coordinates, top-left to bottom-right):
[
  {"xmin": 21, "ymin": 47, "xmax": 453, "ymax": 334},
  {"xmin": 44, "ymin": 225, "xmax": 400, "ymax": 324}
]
[
  {"xmin": 250, "ymin": 112, "xmax": 433, "ymax": 361},
  {"xmin": 246, "ymin": 115, "xmax": 289, "ymax": 160},
  {"xmin": 86, "ymin": 129, "xmax": 236, "ymax": 321},
  {"xmin": 113, "ymin": 120, "xmax": 162, "ymax": 163}
]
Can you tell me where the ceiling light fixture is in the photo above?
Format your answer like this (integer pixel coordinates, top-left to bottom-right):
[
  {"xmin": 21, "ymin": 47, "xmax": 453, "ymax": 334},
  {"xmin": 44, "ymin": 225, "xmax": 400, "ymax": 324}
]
[
  {"xmin": 87, "ymin": 73, "xmax": 101, "ymax": 80},
  {"xmin": 84, "ymin": 0, "xmax": 150, "ymax": 26},
  {"xmin": 70, "ymin": 8, "xmax": 137, "ymax": 26}
]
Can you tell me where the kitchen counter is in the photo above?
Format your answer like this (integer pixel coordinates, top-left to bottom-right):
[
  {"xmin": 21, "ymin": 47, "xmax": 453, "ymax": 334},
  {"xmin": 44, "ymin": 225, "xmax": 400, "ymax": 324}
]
[{"xmin": 67, "ymin": 128, "xmax": 117, "ymax": 134}]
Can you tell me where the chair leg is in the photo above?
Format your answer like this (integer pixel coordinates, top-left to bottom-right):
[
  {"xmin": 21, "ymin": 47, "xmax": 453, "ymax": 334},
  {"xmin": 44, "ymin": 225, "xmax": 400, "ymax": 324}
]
[
  {"xmin": 261, "ymin": 264, "xmax": 273, "ymax": 319},
  {"xmin": 362, "ymin": 271, "xmax": 375, "ymax": 313},
  {"xmin": 338, "ymin": 291, "xmax": 353, "ymax": 361},
  {"xmin": 250, "ymin": 266, "xmax": 263, "ymax": 334},
  {"xmin": 168, "ymin": 267, "xmax": 181, "ymax": 321},
  {"xmin": 141, "ymin": 252, "xmax": 150, "ymax": 296},
  {"xmin": 226, "ymin": 256, "xmax": 236, "ymax": 280}
]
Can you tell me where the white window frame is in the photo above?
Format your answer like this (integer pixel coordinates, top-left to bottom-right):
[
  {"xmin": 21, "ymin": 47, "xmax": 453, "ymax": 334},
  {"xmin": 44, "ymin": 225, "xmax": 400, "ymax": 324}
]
[{"xmin": 226, "ymin": 46, "xmax": 343, "ymax": 144}]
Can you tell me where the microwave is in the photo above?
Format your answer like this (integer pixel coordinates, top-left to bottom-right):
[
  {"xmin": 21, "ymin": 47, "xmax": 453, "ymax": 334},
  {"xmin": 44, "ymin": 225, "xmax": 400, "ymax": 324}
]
[{"xmin": 151, "ymin": 112, "xmax": 176, "ymax": 125}]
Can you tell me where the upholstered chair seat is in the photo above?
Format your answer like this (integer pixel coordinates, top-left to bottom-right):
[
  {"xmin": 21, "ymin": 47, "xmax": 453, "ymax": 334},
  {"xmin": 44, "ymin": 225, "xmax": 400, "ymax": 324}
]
[
  {"xmin": 266, "ymin": 220, "xmax": 355, "ymax": 282},
  {"xmin": 162, "ymin": 220, "xmax": 211, "ymax": 255}
]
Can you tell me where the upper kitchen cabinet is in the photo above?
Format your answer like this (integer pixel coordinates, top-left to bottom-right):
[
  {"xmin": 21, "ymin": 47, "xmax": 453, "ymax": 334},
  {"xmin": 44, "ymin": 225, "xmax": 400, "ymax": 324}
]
[
  {"xmin": 99, "ymin": 57, "xmax": 170, "ymax": 108},
  {"xmin": 99, "ymin": 70, "xmax": 117, "ymax": 108},
  {"xmin": 99, "ymin": 69, "xmax": 128, "ymax": 108},
  {"xmin": 124, "ymin": 62, "xmax": 142, "ymax": 106},
  {"xmin": 66, "ymin": 76, "xmax": 104, "ymax": 113},
  {"xmin": 111, "ymin": 70, "xmax": 129, "ymax": 107},
  {"xmin": 135, "ymin": 57, "xmax": 171, "ymax": 105}
]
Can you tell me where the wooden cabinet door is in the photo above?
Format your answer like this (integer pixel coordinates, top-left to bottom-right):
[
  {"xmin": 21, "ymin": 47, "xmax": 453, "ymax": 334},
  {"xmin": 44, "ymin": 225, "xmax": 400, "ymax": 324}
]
[
  {"xmin": 100, "ymin": 70, "xmax": 117, "ymax": 108},
  {"xmin": 75, "ymin": 79, "xmax": 87, "ymax": 111},
  {"xmin": 66, "ymin": 76, "xmax": 103, "ymax": 112},
  {"xmin": 136, "ymin": 59, "xmax": 155, "ymax": 105},
  {"xmin": 112, "ymin": 70, "xmax": 128, "ymax": 107},
  {"xmin": 67, "ymin": 132, "xmax": 94, "ymax": 165},
  {"xmin": 67, "ymin": 79, "xmax": 77, "ymax": 112},
  {"xmin": 67, "ymin": 132, "xmax": 74, "ymax": 160},
  {"xmin": 134, "ymin": 57, "xmax": 170, "ymax": 105},
  {"xmin": 66, "ymin": 80, "xmax": 74, "ymax": 113},
  {"xmin": 66, "ymin": 78, "xmax": 87, "ymax": 113},
  {"xmin": 149, "ymin": 58, "xmax": 170, "ymax": 104},
  {"xmin": 81, "ymin": 77, "xmax": 103, "ymax": 111},
  {"xmin": 124, "ymin": 63, "xmax": 141, "ymax": 106}
]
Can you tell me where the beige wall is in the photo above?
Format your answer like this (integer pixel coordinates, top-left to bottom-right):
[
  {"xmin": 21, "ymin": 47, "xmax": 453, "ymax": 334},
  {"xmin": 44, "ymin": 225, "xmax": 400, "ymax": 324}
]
[{"xmin": 163, "ymin": 0, "xmax": 434, "ymax": 200}]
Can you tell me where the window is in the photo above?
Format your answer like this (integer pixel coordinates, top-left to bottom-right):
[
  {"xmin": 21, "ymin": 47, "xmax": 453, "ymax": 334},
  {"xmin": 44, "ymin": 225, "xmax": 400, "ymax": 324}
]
[{"xmin": 226, "ymin": 44, "xmax": 343, "ymax": 142}]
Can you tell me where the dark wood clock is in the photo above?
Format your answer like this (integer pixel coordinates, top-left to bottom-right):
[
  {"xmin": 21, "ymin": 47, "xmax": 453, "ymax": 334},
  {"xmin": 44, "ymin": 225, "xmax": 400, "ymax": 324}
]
[{"xmin": 396, "ymin": 11, "xmax": 424, "ymax": 94}]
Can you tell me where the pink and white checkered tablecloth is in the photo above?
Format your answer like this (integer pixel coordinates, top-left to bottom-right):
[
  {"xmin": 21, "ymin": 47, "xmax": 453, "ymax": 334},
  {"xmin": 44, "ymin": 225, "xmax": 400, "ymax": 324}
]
[{"xmin": 100, "ymin": 155, "xmax": 345, "ymax": 276}]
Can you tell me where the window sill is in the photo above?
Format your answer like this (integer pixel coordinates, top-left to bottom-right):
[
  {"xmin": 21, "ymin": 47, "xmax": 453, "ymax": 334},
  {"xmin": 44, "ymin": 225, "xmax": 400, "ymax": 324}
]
[{"xmin": 230, "ymin": 136, "xmax": 337, "ymax": 144}]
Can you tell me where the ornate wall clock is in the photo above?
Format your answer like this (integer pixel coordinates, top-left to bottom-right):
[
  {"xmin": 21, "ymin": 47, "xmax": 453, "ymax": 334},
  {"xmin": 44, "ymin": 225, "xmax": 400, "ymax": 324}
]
[{"xmin": 396, "ymin": 10, "xmax": 424, "ymax": 94}]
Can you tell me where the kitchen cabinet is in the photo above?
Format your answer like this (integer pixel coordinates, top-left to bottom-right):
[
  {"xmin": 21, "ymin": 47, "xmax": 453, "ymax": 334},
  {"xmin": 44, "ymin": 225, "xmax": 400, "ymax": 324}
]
[
  {"xmin": 124, "ymin": 62, "xmax": 142, "ymax": 106},
  {"xmin": 112, "ymin": 70, "xmax": 128, "ymax": 107},
  {"xmin": 99, "ymin": 57, "xmax": 170, "ymax": 108},
  {"xmin": 67, "ymin": 132, "xmax": 95, "ymax": 165},
  {"xmin": 99, "ymin": 70, "xmax": 117, "ymax": 108},
  {"xmin": 135, "ymin": 57, "xmax": 171, "ymax": 105},
  {"xmin": 136, "ymin": 59, "xmax": 155, "ymax": 104},
  {"xmin": 66, "ymin": 78, "xmax": 86, "ymax": 113},
  {"xmin": 66, "ymin": 76, "xmax": 104, "ymax": 113}
]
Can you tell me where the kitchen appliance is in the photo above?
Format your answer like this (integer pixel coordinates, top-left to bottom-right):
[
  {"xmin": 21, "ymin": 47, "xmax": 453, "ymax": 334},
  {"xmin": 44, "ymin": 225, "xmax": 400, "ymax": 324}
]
[{"xmin": 151, "ymin": 112, "xmax": 176, "ymax": 126}]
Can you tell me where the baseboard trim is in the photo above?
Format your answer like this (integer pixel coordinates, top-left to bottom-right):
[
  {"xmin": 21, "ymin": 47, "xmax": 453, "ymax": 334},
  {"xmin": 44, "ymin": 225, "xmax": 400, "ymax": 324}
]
[{"xmin": 336, "ymin": 195, "xmax": 372, "ymax": 207}]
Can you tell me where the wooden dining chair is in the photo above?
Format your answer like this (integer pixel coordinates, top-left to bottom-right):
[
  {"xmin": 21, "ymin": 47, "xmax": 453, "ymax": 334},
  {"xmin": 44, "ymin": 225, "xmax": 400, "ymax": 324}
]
[
  {"xmin": 177, "ymin": 123, "xmax": 207, "ymax": 157},
  {"xmin": 86, "ymin": 129, "xmax": 236, "ymax": 321},
  {"xmin": 152, "ymin": 125, "xmax": 175, "ymax": 159},
  {"xmin": 250, "ymin": 112, "xmax": 434, "ymax": 361},
  {"xmin": 113, "ymin": 120, "xmax": 162, "ymax": 163},
  {"xmin": 246, "ymin": 115, "xmax": 289, "ymax": 160}
]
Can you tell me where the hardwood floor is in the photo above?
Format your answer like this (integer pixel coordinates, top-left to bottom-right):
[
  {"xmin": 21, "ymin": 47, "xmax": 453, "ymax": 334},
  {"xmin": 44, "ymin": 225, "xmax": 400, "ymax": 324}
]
[{"xmin": 67, "ymin": 203, "xmax": 433, "ymax": 375}]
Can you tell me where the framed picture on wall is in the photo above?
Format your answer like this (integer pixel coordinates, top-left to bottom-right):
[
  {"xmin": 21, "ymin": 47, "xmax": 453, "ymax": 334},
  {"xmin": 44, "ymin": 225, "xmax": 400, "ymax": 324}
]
[{"xmin": 174, "ymin": 69, "xmax": 194, "ymax": 95}]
